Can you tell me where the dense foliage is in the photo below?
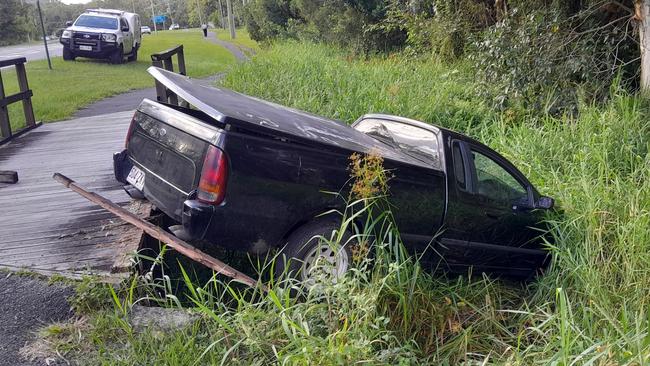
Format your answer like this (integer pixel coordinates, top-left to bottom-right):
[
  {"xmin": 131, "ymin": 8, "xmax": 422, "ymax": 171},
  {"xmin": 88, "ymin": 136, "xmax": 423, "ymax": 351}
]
[
  {"xmin": 471, "ymin": 2, "xmax": 639, "ymax": 114},
  {"xmin": 0, "ymin": 0, "xmax": 32, "ymax": 46},
  {"xmin": 244, "ymin": 0, "xmax": 640, "ymax": 113}
]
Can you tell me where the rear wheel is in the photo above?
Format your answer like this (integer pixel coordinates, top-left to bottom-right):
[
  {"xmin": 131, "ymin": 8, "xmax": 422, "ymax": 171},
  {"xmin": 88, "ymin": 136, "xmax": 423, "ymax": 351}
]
[
  {"xmin": 275, "ymin": 219, "xmax": 354, "ymax": 289},
  {"xmin": 62, "ymin": 48, "xmax": 75, "ymax": 61},
  {"xmin": 110, "ymin": 45, "xmax": 123, "ymax": 64},
  {"xmin": 127, "ymin": 45, "xmax": 138, "ymax": 62}
]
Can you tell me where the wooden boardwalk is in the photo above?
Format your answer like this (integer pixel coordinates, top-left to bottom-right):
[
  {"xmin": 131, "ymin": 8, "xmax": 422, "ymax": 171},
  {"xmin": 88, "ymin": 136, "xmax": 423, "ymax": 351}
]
[{"xmin": 0, "ymin": 111, "xmax": 148, "ymax": 279}]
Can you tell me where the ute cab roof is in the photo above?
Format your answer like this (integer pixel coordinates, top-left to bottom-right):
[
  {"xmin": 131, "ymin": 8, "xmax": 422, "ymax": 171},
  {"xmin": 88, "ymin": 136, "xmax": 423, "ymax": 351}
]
[{"xmin": 85, "ymin": 8, "xmax": 125, "ymax": 16}]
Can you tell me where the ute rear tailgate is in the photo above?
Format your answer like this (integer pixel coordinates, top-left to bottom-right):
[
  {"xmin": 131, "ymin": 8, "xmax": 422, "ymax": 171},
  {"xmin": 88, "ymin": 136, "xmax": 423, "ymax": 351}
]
[{"xmin": 123, "ymin": 99, "xmax": 224, "ymax": 221}]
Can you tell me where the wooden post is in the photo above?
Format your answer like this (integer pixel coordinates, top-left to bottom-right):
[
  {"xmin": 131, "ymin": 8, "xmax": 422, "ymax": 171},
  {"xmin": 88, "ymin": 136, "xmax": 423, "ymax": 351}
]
[
  {"xmin": 0, "ymin": 57, "xmax": 40, "ymax": 144},
  {"xmin": 218, "ymin": 0, "xmax": 226, "ymax": 29},
  {"xmin": 15, "ymin": 63, "xmax": 36, "ymax": 128},
  {"xmin": 0, "ymin": 71, "xmax": 10, "ymax": 139},
  {"xmin": 162, "ymin": 58, "xmax": 174, "ymax": 73},
  {"xmin": 152, "ymin": 59, "xmax": 167, "ymax": 103},
  {"xmin": 177, "ymin": 47, "xmax": 186, "ymax": 76},
  {"xmin": 151, "ymin": 45, "xmax": 186, "ymax": 105},
  {"xmin": 52, "ymin": 173, "xmax": 265, "ymax": 290},
  {"xmin": 162, "ymin": 59, "xmax": 179, "ymax": 105}
]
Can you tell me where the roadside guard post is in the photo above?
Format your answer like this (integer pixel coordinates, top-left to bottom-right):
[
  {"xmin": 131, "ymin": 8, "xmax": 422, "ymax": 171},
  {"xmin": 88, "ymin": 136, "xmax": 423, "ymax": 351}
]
[{"xmin": 151, "ymin": 45, "xmax": 186, "ymax": 106}]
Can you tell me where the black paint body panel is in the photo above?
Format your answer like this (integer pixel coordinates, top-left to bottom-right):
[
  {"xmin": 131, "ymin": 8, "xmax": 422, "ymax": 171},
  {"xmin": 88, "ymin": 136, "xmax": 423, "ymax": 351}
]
[{"xmin": 114, "ymin": 73, "xmax": 553, "ymax": 277}]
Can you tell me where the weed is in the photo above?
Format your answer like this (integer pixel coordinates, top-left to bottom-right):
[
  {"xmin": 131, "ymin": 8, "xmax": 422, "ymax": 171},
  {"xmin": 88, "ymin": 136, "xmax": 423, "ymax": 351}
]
[{"xmin": 67, "ymin": 276, "xmax": 115, "ymax": 314}]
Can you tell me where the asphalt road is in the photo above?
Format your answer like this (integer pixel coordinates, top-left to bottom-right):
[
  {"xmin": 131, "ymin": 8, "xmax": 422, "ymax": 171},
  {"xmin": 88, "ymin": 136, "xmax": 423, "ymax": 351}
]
[
  {"xmin": 0, "ymin": 274, "xmax": 74, "ymax": 365},
  {"xmin": 0, "ymin": 41, "xmax": 62, "ymax": 63}
]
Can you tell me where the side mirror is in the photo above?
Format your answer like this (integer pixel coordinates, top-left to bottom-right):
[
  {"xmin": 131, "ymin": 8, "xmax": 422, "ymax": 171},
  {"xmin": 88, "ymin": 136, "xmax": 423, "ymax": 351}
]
[
  {"xmin": 65, "ymin": 21, "xmax": 73, "ymax": 27},
  {"xmin": 536, "ymin": 196, "xmax": 554, "ymax": 209},
  {"xmin": 122, "ymin": 26, "xmax": 129, "ymax": 32}
]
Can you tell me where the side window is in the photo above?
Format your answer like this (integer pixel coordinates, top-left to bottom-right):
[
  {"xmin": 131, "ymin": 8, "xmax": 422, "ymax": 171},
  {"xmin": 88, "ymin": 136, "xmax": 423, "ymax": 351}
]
[
  {"xmin": 120, "ymin": 18, "xmax": 128, "ymax": 31},
  {"xmin": 452, "ymin": 142, "xmax": 466, "ymax": 190},
  {"xmin": 470, "ymin": 148, "xmax": 527, "ymax": 204}
]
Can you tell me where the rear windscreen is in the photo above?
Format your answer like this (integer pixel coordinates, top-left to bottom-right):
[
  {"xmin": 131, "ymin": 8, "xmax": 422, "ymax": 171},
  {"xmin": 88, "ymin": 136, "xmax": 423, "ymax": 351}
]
[
  {"xmin": 75, "ymin": 15, "xmax": 118, "ymax": 29},
  {"xmin": 354, "ymin": 118, "xmax": 442, "ymax": 169}
]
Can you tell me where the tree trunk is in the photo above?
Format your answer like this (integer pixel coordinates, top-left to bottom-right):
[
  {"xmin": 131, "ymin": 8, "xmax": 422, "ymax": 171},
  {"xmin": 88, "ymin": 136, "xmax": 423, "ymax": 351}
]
[
  {"xmin": 495, "ymin": 0, "xmax": 507, "ymax": 22},
  {"xmin": 226, "ymin": 0, "xmax": 236, "ymax": 39},
  {"xmin": 637, "ymin": 0, "xmax": 650, "ymax": 92}
]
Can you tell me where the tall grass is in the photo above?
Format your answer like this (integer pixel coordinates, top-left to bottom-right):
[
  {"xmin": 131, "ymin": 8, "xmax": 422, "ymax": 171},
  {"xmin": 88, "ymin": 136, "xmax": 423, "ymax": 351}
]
[
  {"xmin": 223, "ymin": 42, "xmax": 650, "ymax": 363},
  {"xmin": 60, "ymin": 192, "xmax": 532, "ymax": 364},
  {"xmin": 44, "ymin": 41, "xmax": 649, "ymax": 364}
]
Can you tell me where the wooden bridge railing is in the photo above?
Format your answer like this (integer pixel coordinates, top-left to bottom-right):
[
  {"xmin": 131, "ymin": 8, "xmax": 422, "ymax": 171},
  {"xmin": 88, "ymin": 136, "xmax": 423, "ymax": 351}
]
[
  {"xmin": 151, "ymin": 45, "xmax": 186, "ymax": 106},
  {"xmin": 0, "ymin": 57, "xmax": 40, "ymax": 145}
]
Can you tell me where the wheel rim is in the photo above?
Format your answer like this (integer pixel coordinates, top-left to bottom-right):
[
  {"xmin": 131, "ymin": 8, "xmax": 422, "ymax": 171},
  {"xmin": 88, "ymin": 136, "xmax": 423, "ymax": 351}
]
[{"xmin": 299, "ymin": 242, "xmax": 349, "ymax": 287}]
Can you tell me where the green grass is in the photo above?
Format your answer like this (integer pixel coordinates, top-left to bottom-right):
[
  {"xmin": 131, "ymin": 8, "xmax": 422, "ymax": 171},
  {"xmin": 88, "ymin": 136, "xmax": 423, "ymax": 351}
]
[
  {"xmin": 1, "ymin": 30, "xmax": 235, "ymax": 136},
  {"xmin": 221, "ymin": 42, "xmax": 489, "ymax": 131},
  {"xmin": 221, "ymin": 43, "xmax": 650, "ymax": 363},
  {"xmin": 37, "ymin": 41, "xmax": 650, "ymax": 365},
  {"xmin": 214, "ymin": 28, "xmax": 260, "ymax": 54}
]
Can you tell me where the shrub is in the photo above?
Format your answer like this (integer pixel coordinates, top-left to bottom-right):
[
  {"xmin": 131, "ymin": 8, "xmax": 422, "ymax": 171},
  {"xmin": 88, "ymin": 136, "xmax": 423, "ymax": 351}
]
[
  {"xmin": 0, "ymin": 0, "xmax": 32, "ymax": 46},
  {"xmin": 244, "ymin": 0, "xmax": 297, "ymax": 42},
  {"xmin": 244, "ymin": 0, "xmax": 407, "ymax": 54},
  {"xmin": 470, "ymin": 4, "xmax": 639, "ymax": 114}
]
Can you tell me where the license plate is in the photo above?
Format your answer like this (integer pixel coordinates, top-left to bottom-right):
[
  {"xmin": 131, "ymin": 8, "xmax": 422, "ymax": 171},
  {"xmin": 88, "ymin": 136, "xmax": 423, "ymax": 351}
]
[
  {"xmin": 79, "ymin": 45, "xmax": 92, "ymax": 51},
  {"xmin": 126, "ymin": 166, "xmax": 145, "ymax": 191}
]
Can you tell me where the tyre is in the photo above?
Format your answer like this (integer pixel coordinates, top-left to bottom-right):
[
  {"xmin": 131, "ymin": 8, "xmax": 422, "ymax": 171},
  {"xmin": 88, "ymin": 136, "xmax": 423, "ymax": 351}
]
[
  {"xmin": 275, "ymin": 219, "xmax": 355, "ymax": 289},
  {"xmin": 62, "ymin": 47, "xmax": 75, "ymax": 61},
  {"xmin": 110, "ymin": 46, "xmax": 123, "ymax": 64},
  {"xmin": 128, "ymin": 45, "xmax": 138, "ymax": 62}
]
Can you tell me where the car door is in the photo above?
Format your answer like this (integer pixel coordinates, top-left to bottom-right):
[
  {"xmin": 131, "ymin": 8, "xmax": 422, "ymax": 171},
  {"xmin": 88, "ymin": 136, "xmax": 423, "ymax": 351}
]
[
  {"xmin": 443, "ymin": 139, "xmax": 546, "ymax": 274},
  {"xmin": 120, "ymin": 18, "xmax": 132, "ymax": 53}
]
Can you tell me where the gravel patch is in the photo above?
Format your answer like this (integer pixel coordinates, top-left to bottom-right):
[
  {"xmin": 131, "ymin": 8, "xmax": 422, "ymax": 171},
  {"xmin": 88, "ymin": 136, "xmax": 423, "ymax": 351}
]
[{"xmin": 0, "ymin": 273, "xmax": 74, "ymax": 366}]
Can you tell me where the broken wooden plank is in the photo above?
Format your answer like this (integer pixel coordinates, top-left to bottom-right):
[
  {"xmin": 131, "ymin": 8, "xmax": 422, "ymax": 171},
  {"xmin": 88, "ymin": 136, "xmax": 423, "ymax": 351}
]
[
  {"xmin": 52, "ymin": 172, "xmax": 264, "ymax": 290},
  {"xmin": 0, "ymin": 170, "xmax": 18, "ymax": 184}
]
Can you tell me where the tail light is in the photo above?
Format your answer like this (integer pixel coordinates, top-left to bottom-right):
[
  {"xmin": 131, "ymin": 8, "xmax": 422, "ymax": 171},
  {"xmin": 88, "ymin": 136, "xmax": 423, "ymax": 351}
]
[
  {"xmin": 124, "ymin": 113, "xmax": 137, "ymax": 149},
  {"xmin": 197, "ymin": 145, "xmax": 228, "ymax": 205}
]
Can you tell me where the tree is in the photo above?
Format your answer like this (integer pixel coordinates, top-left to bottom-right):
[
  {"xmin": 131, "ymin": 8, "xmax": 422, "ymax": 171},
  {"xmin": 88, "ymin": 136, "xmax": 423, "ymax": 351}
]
[
  {"xmin": 0, "ymin": 0, "xmax": 31, "ymax": 46},
  {"xmin": 636, "ymin": 0, "xmax": 650, "ymax": 91},
  {"xmin": 187, "ymin": 0, "xmax": 217, "ymax": 27}
]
